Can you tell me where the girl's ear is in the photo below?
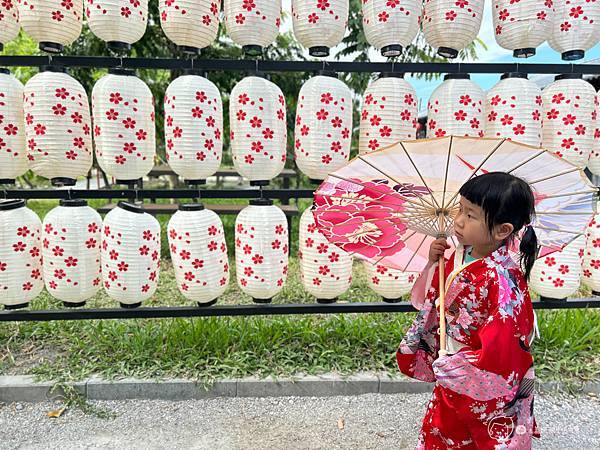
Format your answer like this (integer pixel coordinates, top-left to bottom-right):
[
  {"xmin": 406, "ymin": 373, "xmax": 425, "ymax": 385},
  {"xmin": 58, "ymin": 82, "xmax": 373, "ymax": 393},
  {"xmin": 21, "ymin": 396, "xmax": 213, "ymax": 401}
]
[{"xmin": 494, "ymin": 223, "xmax": 514, "ymax": 242}]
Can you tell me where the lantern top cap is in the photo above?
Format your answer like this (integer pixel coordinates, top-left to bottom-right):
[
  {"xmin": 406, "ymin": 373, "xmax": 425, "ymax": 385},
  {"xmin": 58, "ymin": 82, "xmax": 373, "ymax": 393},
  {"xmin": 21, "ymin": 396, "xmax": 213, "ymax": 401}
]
[
  {"xmin": 443, "ymin": 73, "xmax": 470, "ymax": 81},
  {"xmin": 59, "ymin": 199, "xmax": 88, "ymax": 207},
  {"xmin": 317, "ymin": 70, "xmax": 338, "ymax": 79},
  {"xmin": 249, "ymin": 198, "xmax": 273, "ymax": 206},
  {"xmin": 501, "ymin": 72, "xmax": 528, "ymax": 80},
  {"xmin": 117, "ymin": 201, "xmax": 144, "ymax": 214},
  {"xmin": 0, "ymin": 68, "xmax": 10, "ymax": 75},
  {"xmin": 555, "ymin": 73, "xmax": 583, "ymax": 81},
  {"xmin": 182, "ymin": 68, "xmax": 207, "ymax": 77},
  {"xmin": 0, "ymin": 199, "xmax": 25, "ymax": 211},
  {"xmin": 379, "ymin": 72, "xmax": 404, "ymax": 79},
  {"xmin": 40, "ymin": 65, "xmax": 67, "ymax": 74},
  {"xmin": 109, "ymin": 68, "xmax": 136, "ymax": 77},
  {"xmin": 179, "ymin": 203, "xmax": 205, "ymax": 211}
]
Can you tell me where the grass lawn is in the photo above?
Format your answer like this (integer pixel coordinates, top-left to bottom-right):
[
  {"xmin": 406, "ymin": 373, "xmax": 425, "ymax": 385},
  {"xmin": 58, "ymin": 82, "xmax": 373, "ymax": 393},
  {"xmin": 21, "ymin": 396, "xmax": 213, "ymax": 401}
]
[{"xmin": 0, "ymin": 200, "xmax": 598, "ymax": 387}]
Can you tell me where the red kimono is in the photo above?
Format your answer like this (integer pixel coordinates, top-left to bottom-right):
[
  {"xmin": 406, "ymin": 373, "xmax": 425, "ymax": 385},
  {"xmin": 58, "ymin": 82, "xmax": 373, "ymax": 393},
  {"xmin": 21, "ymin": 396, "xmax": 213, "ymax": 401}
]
[{"xmin": 397, "ymin": 245, "xmax": 540, "ymax": 449}]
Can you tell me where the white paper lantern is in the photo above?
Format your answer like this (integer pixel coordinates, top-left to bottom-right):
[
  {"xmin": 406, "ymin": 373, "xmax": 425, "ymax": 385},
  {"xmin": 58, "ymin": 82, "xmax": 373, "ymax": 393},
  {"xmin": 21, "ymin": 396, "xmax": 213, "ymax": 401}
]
[
  {"xmin": 0, "ymin": 69, "xmax": 26, "ymax": 184},
  {"xmin": 484, "ymin": 73, "xmax": 542, "ymax": 147},
  {"xmin": 0, "ymin": 199, "xmax": 43, "ymax": 309},
  {"xmin": 18, "ymin": 0, "xmax": 83, "ymax": 53},
  {"xmin": 359, "ymin": 73, "xmax": 418, "ymax": 155},
  {"xmin": 92, "ymin": 69, "xmax": 156, "ymax": 182},
  {"xmin": 167, "ymin": 204, "xmax": 229, "ymax": 306},
  {"xmin": 363, "ymin": 262, "xmax": 417, "ymax": 302},
  {"xmin": 294, "ymin": 74, "xmax": 352, "ymax": 181},
  {"xmin": 235, "ymin": 199, "xmax": 288, "ymax": 302},
  {"xmin": 549, "ymin": 0, "xmax": 600, "ymax": 61},
  {"xmin": 224, "ymin": 0, "xmax": 281, "ymax": 55},
  {"xmin": 588, "ymin": 94, "xmax": 600, "ymax": 176},
  {"xmin": 230, "ymin": 75, "xmax": 286, "ymax": 185},
  {"xmin": 0, "ymin": 0, "xmax": 19, "ymax": 51},
  {"xmin": 541, "ymin": 74, "xmax": 596, "ymax": 168},
  {"xmin": 422, "ymin": 0, "xmax": 485, "ymax": 59},
  {"xmin": 530, "ymin": 236, "xmax": 584, "ymax": 301},
  {"xmin": 164, "ymin": 73, "xmax": 223, "ymax": 184},
  {"xmin": 362, "ymin": 0, "xmax": 421, "ymax": 57},
  {"xmin": 492, "ymin": 0, "xmax": 552, "ymax": 58},
  {"xmin": 299, "ymin": 207, "xmax": 351, "ymax": 302},
  {"xmin": 292, "ymin": 0, "xmax": 349, "ymax": 57},
  {"xmin": 42, "ymin": 200, "xmax": 102, "ymax": 306},
  {"xmin": 427, "ymin": 74, "xmax": 484, "ymax": 138},
  {"xmin": 23, "ymin": 68, "xmax": 92, "ymax": 186},
  {"xmin": 86, "ymin": 0, "xmax": 148, "ymax": 51},
  {"xmin": 159, "ymin": 0, "xmax": 220, "ymax": 54},
  {"xmin": 583, "ymin": 213, "xmax": 600, "ymax": 294},
  {"xmin": 101, "ymin": 202, "xmax": 160, "ymax": 307}
]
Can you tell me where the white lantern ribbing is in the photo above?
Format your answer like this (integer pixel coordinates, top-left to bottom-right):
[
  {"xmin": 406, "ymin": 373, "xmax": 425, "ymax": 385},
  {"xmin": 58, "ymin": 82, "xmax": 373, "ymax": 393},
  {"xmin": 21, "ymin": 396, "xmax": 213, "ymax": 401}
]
[
  {"xmin": 92, "ymin": 69, "xmax": 155, "ymax": 182},
  {"xmin": 0, "ymin": 0, "xmax": 19, "ymax": 51},
  {"xmin": 492, "ymin": 0, "xmax": 552, "ymax": 58},
  {"xmin": 294, "ymin": 74, "xmax": 352, "ymax": 181},
  {"xmin": 23, "ymin": 68, "xmax": 93, "ymax": 186},
  {"xmin": 484, "ymin": 73, "xmax": 542, "ymax": 147},
  {"xmin": 299, "ymin": 207, "xmax": 352, "ymax": 302},
  {"xmin": 292, "ymin": 0, "xmax": 349, "ymax": 57},
  {"xmin": 359, "ymin": 73, "xmax": 418, "ymax": 155},
  {"xmin": 235, "ymin": 199, "xmax": 288, "ymax": 302},
  {"xmin": 0, "ymin": 69, "xmax": 26, "ymax": 183},
  {"xmin": 362, "ymin": 0, "xmax": 421, "ymax": 57},
  {"xmin": 530, "ymin": 236, "xmax": 584, "ymax": 301},
  {"xmin": 230, "ymin": 76, "xmax": 286, "ymax": 185},
  {"xmin": 42, "ymin": 200, "xmax": 102, "ymax": 306},
  {"xmin": 541, "ymin": 74, "xmax": 596, "ymax": 168},
  {"xmin": 159, "ymin": 0, "xmax": 220, "ymax": 54},
  {"xmin": 101, "ymin": 202, "xmax": 160, "ymax": 308},
  {"xmin": 167, "ymin": 204, "xmax": 229, "ymax": 306},
  {"xmin": 86, "ymin": 0, "xmax": 148, "ymax": 52},
  {"xmin": 363, "ymin": 262, "xmax": 417, "ymax": 302},
  {"xmin": 0, "ymin": 199, "xmax": 43, "ymax": 309},
  {"xmin": 583, "ymin": 213, "xmax": 600, "ymax": 295},
  {"xmin": 224, "ymin": 0, "xmax": 281, "ymax": 56},
  {"xmin": 164, "ymin": 73, "xmax": 223, "ymax": 184},
  {"xmin": 549, "ymin": 0, "xmax": 600, "ymax": 61},
  {"xmin": 18, "ymin": 0, "xmax": 83, "ymax": 53},
  {"xmin": 427, "ymin": 74, "xmax": 484, "ymax": 138},
  {"xmin": 422, "ymin": 0, "xmax": 485, "ymax": 59}
]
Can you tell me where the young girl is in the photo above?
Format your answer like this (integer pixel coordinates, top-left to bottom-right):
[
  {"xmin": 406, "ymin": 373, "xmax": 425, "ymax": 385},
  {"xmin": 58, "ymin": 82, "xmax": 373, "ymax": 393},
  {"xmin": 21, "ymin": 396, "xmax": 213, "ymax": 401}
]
[{"xmin": 397, "ymin": 172, "xmax": 541, "ymax": 449}]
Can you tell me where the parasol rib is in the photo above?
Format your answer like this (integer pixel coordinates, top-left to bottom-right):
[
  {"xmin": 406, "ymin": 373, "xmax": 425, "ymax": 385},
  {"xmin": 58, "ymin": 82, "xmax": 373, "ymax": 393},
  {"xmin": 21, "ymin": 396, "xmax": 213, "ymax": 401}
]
[
  {"xmin": 398, "ymin": 141, "xmax": 442, "ymax": 210},
  {"xmin": 402, "ymin": 234, "xmax": 429, "ymax": 272},
  {"xmin": 529, "ymin": 167, "xmax": 582, "ymax": 185},
  {"xmin": 441, "ymin": 136, "xmax": 453, "ymax": 210},
  {"xmin": 506, "ymin": 149, "xmax": 547, "ymax": 174}
]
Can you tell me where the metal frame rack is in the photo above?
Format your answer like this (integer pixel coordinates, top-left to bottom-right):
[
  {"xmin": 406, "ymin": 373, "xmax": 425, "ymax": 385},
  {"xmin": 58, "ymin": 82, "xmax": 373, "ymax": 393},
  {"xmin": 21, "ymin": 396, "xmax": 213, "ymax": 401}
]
[{"xmin": 1, "ymin": 56, "xmax": 600, "ymax": 322}]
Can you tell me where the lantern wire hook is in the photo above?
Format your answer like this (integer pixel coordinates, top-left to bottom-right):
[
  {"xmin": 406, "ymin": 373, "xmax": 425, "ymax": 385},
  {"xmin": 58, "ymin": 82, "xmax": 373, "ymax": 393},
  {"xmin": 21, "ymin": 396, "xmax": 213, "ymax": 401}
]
[{"xmin": 255, "ymin": 59, "xmax": 259, "ymax": 75}]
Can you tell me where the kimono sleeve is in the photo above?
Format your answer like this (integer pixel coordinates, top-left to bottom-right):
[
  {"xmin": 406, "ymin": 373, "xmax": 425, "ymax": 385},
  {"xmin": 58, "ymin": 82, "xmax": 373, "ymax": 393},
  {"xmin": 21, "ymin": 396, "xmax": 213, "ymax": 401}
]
[{"xmin": 432, "ymin": 271, "xmax": 534, "ymax": 401}]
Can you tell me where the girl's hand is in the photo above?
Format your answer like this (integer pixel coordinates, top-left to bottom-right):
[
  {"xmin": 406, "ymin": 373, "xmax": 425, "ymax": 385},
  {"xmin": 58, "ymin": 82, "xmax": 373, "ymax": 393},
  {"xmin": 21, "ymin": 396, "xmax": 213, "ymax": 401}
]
[{"xmin": 429, "ymin": 238, "xmax": 450, "ymax": 264}]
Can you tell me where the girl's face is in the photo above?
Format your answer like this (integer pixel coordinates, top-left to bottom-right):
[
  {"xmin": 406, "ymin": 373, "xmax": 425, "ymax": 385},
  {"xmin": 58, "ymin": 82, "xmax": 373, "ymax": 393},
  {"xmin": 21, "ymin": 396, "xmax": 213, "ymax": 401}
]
[{"xmin": 453, "ymin": 197, "xmax": 493, "ymax": 249}]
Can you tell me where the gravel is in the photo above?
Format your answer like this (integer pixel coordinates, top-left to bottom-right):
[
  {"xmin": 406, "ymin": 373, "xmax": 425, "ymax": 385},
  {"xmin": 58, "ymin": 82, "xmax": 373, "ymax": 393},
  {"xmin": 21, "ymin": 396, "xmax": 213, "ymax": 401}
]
[{"xmin": 0, "ymin": 392, "xmax": 598, "ymax": 449}]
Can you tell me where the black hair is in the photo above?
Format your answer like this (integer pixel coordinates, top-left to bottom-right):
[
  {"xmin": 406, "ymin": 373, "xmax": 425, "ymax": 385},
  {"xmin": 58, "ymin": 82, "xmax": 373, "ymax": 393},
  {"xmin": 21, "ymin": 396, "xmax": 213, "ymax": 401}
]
[{"xmin": 458, "ymin": 172, "xmax": 538, "ymax": 279}]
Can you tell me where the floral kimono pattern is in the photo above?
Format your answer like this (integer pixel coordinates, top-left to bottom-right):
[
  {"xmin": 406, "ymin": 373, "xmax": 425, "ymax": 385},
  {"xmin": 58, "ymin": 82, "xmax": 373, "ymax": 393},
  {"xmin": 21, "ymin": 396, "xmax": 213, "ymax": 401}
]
[{"xmin": 397, "ymin": 245, "xmax": 540, "ymax": 449}]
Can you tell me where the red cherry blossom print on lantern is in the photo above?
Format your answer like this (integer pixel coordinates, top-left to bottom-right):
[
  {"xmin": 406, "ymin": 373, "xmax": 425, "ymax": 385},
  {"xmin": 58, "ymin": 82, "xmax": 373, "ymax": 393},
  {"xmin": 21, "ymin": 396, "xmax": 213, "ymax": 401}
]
[
  {"xmin": 422, "ymin": 0, "xmax": 484, "ymax": 59},
  {"xmin": 0, "ymin": 69, "xmax": 27, "ymax": 183},
  {"xmin": 164, "ymin": 74, "xmax": 223, "ymax": 184},
  {"xmin": 427, "ymin": 74, "xmax": 484, "ymax": 138},
  {"xmin": 530, "ymin": 235, "xmax": 584, "ymax": 301},
  {"xmin": 299, "ymin": 208, "xmax": 352, "ymax": 303},
  {"xmin": 549, "ymin": 0, "xmax": 600, "ymax": 61},
  {"xmin": 492, "ymin": 0, "xmax": 552, "ymax": 58},
  {"xmin": 484, "ymin": 73, "xmax": 542, "ymax": 148},
  {"xmin": 224, "ymin": 0, "xmax": 281, "ymax": 55},
  {"xmin": 42, "ymin": 200, "xmax": 102, "ymax": 307},
  {"xmin": 589, "ymin": 93, "xmax": 600, "ymax": 176},
  {"xmin": 363, "ymin": 261, "xmax": 416, "ymax": 302},
  {"xmin": 295, "ymin": 74, "xmax": 352, "ymax": 181},
  {"xmin": 92, "ymin": 69, "xmax": 156, "ymax": 182},
  {"xmin": 86, "ymin": 0, "xmax": 148, "ymax": 52},
  {"xmin": 0, "ymin": 0, "xmax": 19, "ymax": 51},
  {"xmin": 23, "ymin": 68, "xmax": 93, "ymax": 187},
  {"xmin": 292, "ymin": 0, "xmax": 349, "ymax": 57},
  {"xmin": 582, "ymin": 212, "xmax": 600, "ymax": 295},
  {"xmin": 230, "ymin": 76, "xmax": 286, "ymax": 185},
  {"xmin": 235, "ymin": 199, "xmax": 288, "ymax": 303},
  {"xmin": 541, "ymin": 74, "xmax": 596, "ymax": 168},
  {"xmin": 159, "ymin": 0, "xmax": 220, "ymax": 54},
  {"xmin": 18, "ymin": 0, "xmax": 83, "ymax": 53},
  {"xmin": 0, "ymin": 200, "xmax": 43, "ymax": 309},
  {"xmin": 101, "ymin": 202, "xmax": 161, "ymax": 308},
  {"xmin": 362, "ymin": 0, "xmax": 422, "ymax": 57},
  {"xmin": 167, "ymin": 204, "xmax": 229, "ymax": 306},
  {"xmin": 359, "ymin": 73, "xmax": 418, "ymax": 155}
]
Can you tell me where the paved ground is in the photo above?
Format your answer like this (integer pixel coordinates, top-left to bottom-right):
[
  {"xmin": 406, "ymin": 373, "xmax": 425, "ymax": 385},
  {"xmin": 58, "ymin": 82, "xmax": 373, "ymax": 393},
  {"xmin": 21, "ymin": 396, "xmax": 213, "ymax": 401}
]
[{"xmin": 0, "ymin": 392, "xmax": 598, "ymax": 449}]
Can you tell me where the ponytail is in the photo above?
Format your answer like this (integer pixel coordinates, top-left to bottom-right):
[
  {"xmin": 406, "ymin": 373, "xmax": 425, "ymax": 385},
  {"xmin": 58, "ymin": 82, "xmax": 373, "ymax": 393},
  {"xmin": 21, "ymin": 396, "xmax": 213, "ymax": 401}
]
[{"xmin": 519, "ymin": 225, "xmax": 538, "ymax": 280}]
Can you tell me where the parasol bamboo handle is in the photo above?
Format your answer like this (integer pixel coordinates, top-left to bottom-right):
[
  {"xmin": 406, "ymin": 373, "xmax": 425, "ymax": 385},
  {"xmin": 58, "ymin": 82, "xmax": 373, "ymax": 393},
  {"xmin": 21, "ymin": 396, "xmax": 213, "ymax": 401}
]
[{"xmin": 438, "ymin": 254, "xmax": 448, "ymax": 358}]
